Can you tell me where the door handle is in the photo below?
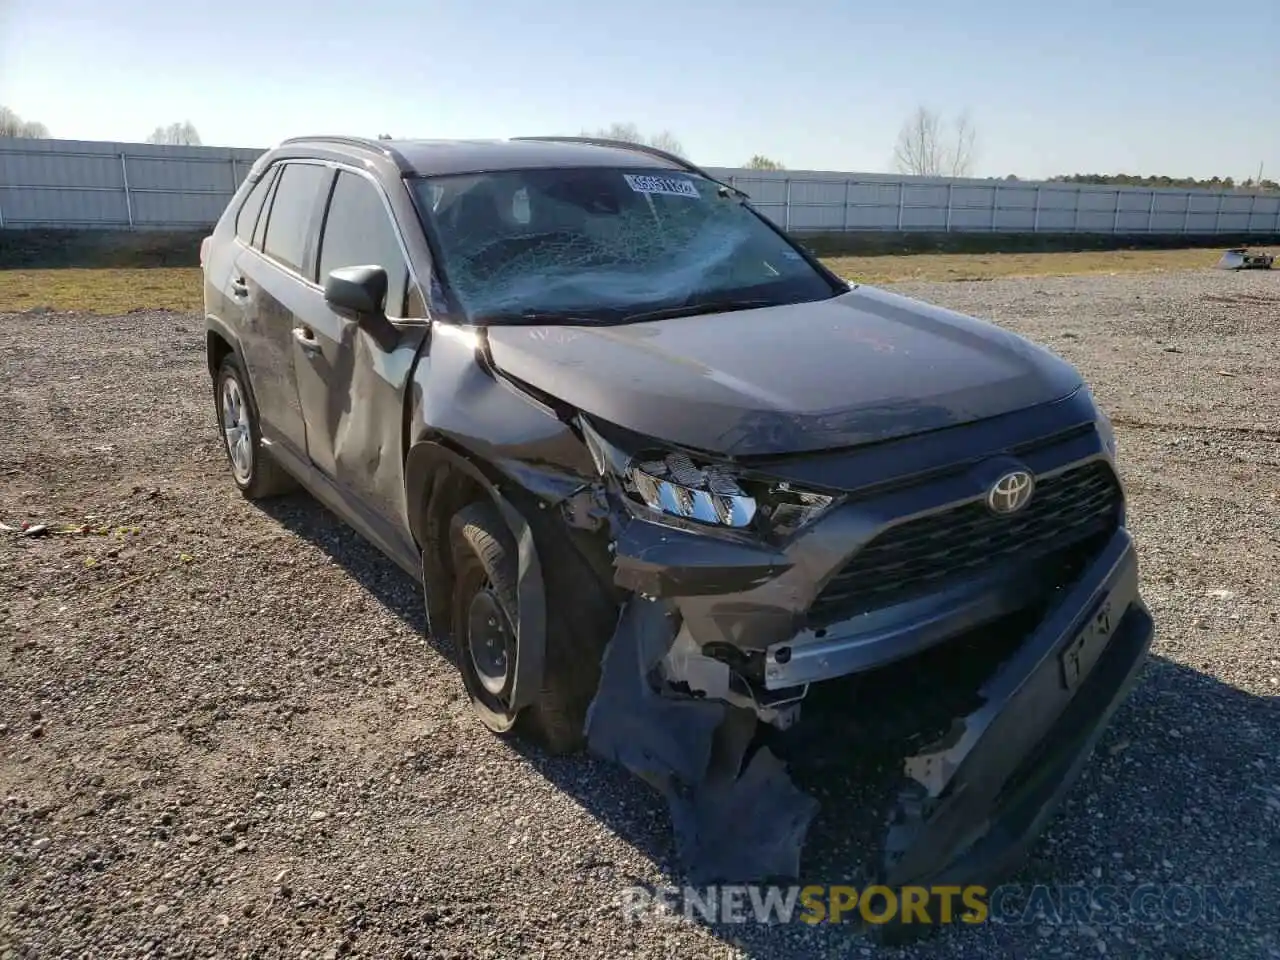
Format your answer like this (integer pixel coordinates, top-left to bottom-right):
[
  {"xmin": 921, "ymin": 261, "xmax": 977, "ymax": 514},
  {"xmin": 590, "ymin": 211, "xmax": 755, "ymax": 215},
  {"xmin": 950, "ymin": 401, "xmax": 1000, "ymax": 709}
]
[
  {"xmin": 292, "ymin": 326, "xmax": 322, "ymax": 352},
  {"xmin": 230, "ymin": 276, "xmax": 249, "ymax": 298}
]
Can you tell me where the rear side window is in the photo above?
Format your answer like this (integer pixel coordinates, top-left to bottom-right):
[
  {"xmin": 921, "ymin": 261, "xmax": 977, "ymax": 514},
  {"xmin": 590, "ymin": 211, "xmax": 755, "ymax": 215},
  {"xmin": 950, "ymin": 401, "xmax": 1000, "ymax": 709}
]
[
  {"xmin": 317, "ymin": 171, "xmax": 411, "ymax": 318},
  {"xmin": 261, "ymin": 162, "xmax": 329, "ymax": 275},
  {"xmin": 252, "ymin": 171, "xmax": 280, "ymax": 250},
  {"xmin": 234, "ymin": 169, "xmax": 274, "ymax": 244}
]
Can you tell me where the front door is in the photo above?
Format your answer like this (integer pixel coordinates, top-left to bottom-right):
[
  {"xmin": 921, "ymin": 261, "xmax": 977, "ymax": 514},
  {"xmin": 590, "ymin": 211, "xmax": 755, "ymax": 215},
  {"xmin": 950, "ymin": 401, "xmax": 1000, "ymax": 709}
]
[{"xmin": 290, "ymin": 167, "xmax": 428, "ymax": 528}]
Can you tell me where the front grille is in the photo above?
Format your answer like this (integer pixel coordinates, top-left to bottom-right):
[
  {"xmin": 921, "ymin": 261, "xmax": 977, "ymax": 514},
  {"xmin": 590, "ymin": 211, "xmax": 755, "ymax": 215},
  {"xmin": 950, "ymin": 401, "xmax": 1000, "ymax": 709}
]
[{"xmin": 809, "ymin": 460, "xmax": 1121, "ymax": 623}]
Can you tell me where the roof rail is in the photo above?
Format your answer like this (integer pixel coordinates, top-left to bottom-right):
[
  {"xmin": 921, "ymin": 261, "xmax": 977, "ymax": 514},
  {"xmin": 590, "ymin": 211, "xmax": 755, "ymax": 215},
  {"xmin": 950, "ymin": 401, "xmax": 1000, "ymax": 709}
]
[
  {"xmin": 276, "ymin": 135, "xmax": 415, "ymax": 176},
  {"xmin": 511, "ymin": 136, "xmax": 749, "ymax": 198}
]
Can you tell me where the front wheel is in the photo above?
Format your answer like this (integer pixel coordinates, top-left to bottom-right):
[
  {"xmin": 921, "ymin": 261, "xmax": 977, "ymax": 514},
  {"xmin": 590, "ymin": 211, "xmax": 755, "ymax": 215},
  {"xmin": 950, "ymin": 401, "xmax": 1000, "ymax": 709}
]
[
  {"xmin": 448, "ymin": 499, "xmax": 617, "ymax": 753},
  {"xmin": 449, "ymin": 501, "xmax": 522, "ymax": 736}
]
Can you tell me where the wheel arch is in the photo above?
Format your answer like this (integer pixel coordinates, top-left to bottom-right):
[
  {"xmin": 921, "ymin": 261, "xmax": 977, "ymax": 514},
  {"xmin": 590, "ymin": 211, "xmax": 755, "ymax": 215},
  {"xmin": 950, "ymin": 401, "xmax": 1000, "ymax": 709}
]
[
  {"xmin": 405, "ymin": 437, "xmax": 547, "ymax": 714},
  {"xmin": 205, "ymin": 315, "xmax": 245, "ymax": 381}
]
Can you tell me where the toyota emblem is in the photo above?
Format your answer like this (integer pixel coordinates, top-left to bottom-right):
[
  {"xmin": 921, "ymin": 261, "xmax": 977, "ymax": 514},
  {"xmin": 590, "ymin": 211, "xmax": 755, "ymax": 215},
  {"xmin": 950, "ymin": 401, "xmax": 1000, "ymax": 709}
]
[{"xmin": 987, "ymin": 470, "xmax": 1035, "ymax": 515}]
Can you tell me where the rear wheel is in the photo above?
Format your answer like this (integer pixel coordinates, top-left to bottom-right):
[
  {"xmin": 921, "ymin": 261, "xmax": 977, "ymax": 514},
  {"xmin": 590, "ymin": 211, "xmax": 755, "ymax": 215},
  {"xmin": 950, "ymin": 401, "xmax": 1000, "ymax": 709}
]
[
  {"xmin": 448, "ymin": 499, "xmax": 617, "ymax": 753},
  {"xmin": 214, "ymin": 354, "xmax": 297, "ymax": 500}
]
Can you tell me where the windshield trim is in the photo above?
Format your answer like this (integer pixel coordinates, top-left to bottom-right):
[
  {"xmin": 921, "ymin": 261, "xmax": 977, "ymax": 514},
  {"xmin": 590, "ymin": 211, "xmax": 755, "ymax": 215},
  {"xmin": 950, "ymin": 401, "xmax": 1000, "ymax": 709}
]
[{"xmin": 408, "ymin": 165, "xmax": 848, "ymax": 326}]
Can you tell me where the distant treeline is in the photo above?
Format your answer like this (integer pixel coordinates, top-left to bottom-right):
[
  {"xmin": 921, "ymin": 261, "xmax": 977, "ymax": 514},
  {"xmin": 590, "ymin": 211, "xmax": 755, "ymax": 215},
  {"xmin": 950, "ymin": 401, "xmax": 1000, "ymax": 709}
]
[{"xmin": 1045, "ymin": 173, "xmax": 1277, "ymax": 191}]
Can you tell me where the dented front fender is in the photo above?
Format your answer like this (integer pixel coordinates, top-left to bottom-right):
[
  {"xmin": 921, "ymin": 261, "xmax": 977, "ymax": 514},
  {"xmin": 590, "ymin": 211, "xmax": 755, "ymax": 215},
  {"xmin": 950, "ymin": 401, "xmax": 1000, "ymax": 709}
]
[{"xmin": 402, "ymin": 323, "xmax": 604, "ymax": 715}]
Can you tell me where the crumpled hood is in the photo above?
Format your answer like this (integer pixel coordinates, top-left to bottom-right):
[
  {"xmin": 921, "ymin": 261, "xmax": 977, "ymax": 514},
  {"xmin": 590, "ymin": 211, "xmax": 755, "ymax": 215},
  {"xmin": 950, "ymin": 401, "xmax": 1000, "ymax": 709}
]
[{"xmin": 484, "ymin": 285, "xmax": 1084, "ymax": 457}]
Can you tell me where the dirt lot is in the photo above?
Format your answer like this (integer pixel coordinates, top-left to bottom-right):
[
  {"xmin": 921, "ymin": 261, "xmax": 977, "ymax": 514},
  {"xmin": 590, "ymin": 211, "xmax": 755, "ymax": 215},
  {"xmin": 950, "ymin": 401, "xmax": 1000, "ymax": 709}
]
[{"xmin": 2, "ymin": 267, "xmax": 1278, "ymax": 959}]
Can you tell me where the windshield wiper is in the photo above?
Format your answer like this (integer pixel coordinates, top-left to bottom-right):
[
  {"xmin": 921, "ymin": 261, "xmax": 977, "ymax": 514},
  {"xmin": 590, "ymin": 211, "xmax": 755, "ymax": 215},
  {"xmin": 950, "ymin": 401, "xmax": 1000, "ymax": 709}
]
[{"xmin": 622, "ymin": 298, "xmax": 778, "ymax": 323}]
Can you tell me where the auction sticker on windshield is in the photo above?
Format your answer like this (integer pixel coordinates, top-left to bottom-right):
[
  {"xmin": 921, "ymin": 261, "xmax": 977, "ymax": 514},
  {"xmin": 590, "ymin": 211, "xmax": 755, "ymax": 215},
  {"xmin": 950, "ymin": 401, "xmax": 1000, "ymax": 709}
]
[{"xmin": 624, "ymin": 174, "xmax": 701, "ymax": 198}]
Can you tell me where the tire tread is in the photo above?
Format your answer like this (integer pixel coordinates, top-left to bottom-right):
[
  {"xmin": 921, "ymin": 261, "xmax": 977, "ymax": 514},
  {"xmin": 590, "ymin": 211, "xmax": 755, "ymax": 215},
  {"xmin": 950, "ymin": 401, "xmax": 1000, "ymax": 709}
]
[{"xmin": 448, "ymin": 498, "xmax": 618, "ymax": 754}]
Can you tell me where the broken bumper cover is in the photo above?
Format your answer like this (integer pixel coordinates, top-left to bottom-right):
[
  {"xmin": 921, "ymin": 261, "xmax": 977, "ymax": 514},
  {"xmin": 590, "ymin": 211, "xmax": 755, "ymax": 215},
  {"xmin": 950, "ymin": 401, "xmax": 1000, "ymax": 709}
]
[
  {"xmin": 589, "ymin": 522, "xmax": 1152, "ymax": 884},
  {"xmin": 612, "ymin": 482, "xmax": 1116, "ymax": 691},
  {"xmin": 601, "ymin": 400, "xmax": 1123, "ymax": 690},
  {"xmin": 882, "ymin": 525, "xmax": 1153, "ymax": 886}
]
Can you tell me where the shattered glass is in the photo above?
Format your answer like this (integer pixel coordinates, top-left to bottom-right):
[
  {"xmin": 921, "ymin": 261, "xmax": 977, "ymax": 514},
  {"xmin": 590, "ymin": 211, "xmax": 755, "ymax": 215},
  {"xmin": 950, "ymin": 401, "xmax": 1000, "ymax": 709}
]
[{"xmin": 414, "ymin": 168, "xmax": 832, "ymax": 321}]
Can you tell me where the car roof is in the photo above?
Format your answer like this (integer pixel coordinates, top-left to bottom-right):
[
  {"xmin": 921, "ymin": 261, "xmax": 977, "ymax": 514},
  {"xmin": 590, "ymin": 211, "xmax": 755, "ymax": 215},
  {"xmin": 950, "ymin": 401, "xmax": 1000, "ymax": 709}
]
[{"xmin": 278, "ymin": 136, "xmax": 690, "ymax": 178}]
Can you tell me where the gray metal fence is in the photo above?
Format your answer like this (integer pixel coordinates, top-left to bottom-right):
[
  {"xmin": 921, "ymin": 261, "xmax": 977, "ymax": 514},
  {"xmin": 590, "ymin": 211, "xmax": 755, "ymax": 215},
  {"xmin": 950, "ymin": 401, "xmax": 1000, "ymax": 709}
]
[
  {"xmin": 2, "ymin": 136, "xmax": 1278, "ymax": 235},
  {"xmin": 705, "ymin": 168, "xmax": 1280, "ymax": 235},
  {"xmin": 0, "ymin": 138, "xmax": 262, "ymax": 230}
]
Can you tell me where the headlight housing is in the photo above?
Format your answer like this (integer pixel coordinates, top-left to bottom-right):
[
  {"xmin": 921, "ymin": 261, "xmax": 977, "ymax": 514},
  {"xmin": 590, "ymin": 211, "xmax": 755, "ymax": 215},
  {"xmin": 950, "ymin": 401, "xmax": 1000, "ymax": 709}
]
[
  {"xmin": 754, "ymin": 482, "xmax": 836, "ymax": 538},
  {"xmin": 626, "ymin": 451, "xmax": 758, "ymax": 527},
  {"xmin": 583, "ymin": 420, "xmax": 836, "ymax": 537},
  {"xmin": 1080, "ymin": 386, "xmax": 1117, "ymax": 460},
  {"xmin": 1097, "ymin": 410, "xmax": 1118, "ymax": 459}
]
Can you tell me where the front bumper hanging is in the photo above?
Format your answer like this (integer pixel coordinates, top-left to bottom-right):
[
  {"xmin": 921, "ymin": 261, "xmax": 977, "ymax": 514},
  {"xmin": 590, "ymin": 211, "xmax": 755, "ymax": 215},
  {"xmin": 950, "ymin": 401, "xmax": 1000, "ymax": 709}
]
[{"xmin": 583, "ymin": 526, "xmax": 1154, "ymax": 885}]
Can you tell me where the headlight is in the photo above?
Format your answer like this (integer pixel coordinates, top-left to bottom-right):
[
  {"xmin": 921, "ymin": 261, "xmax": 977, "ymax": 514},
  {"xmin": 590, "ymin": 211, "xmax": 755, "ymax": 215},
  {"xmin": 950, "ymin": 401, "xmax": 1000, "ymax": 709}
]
[
  {"xmin": 626, "ymin": 451, "xmax": 757, "ymax": 527},
  {"xmin": 582, "ymin": 419, "xmax": 835, "ymax": 535}
]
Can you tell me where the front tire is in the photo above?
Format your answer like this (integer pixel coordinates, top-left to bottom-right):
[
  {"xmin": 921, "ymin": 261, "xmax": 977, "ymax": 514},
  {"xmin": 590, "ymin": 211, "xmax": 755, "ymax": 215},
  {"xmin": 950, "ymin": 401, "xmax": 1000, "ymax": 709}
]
[
  {"xmin": 448, "ymin": 499, "xmax": 617, "ymax": 754},
  {"xmin": 449, "ymin": 502, "xmax": 522, "ymax": 737},
  {"xmin": 214, "ymin": 354, "xmax": 297, "ymax": 500}
]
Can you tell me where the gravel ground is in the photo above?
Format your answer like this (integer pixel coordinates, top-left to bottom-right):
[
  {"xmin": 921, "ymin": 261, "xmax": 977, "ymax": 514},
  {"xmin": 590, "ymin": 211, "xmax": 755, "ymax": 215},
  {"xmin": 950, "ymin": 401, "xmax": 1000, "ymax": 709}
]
[{"xmin": 2, "ymin": 268, "xmax": 1278, "ymax": 959}]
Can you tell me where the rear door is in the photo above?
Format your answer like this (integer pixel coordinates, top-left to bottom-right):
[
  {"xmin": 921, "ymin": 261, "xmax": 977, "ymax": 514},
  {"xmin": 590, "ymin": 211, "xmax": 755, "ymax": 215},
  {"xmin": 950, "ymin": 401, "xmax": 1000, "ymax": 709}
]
[
  {"xmin": 291, "ymin": 167, "xmax": 428, "ymax": 527},
  {"xmin": 204, "ymin": 165, "xmax": 275, "ymax": 339},
  {"xmin": 235, "ymin": 160, "xmax": 331, "ymax": 461}
]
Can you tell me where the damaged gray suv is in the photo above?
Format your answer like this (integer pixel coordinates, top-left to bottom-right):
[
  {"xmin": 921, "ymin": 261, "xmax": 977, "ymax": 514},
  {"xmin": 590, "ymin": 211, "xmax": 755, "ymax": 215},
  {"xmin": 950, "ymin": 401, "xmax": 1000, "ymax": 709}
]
[{"xmin": 202, "ymin": 134, "xmax": 1154, "ymax": 889}]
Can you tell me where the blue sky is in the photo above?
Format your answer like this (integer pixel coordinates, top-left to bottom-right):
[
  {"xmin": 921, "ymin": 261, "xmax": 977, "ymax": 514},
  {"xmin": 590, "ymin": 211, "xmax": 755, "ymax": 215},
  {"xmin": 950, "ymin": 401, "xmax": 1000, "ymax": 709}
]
[{"xmin": 1, "ymin": 0, "xmax": 1275, "ymax": 180}]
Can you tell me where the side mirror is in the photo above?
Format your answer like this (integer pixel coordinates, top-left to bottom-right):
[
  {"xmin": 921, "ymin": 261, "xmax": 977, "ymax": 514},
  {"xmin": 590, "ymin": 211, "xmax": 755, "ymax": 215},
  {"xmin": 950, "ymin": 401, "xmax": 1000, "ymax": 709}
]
[{"xmin": 324, "ymin": 265, "xmax": 399, "ymax": 348}]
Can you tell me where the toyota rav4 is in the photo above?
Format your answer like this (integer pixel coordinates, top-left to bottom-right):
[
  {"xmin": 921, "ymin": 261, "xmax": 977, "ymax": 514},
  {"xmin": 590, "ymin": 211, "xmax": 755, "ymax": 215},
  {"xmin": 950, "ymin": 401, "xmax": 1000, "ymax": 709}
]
[{"xmin": 201, "ymin": 135, "xmax": 1154, "ymax": 889}]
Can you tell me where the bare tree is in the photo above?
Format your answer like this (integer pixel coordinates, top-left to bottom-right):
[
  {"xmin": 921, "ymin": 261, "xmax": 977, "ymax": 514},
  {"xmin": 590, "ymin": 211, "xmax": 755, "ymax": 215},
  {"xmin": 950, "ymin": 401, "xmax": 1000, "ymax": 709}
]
[
  {"xmin": 892, "ymin": 106, "xmax": 976, "ymax": 178},
  {"xmin": 0, "ymin": 105, "xmax": 50, "ymax": 138},
  {"xmin": 646, "ymin": 130, "xmax": 685, "ymax": 157},
  {"xmin": 745, "ymin": 155, "xmax": 785, "ymax": 170},
  {"xmin": 145, "ymin": 121, "xmax": 202, "ymax": 146},
  {"xmin": 585, "ymin": 122, "xmax": 643, "ymax": 144},
  {"xmin": 949, "ymin": 111, "xmax": 976, "ymax": 177},
  {"xmin": 581, "ymin": 122, "xmax": 686, "ymax": 158}
]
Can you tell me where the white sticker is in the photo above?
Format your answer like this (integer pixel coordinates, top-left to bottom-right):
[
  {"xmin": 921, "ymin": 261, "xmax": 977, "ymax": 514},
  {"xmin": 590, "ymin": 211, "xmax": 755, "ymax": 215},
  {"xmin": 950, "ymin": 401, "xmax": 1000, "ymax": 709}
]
[{"xmin": 624, "ymin": 173, "xmax": 700, "ymax": 198}]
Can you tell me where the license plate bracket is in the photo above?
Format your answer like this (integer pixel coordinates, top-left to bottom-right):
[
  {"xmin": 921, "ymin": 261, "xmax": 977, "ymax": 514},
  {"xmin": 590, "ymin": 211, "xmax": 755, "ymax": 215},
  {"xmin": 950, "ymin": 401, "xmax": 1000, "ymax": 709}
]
[{"xmin": 1060, "ymin": 594, "xmax": 1115, "ymax": 691}]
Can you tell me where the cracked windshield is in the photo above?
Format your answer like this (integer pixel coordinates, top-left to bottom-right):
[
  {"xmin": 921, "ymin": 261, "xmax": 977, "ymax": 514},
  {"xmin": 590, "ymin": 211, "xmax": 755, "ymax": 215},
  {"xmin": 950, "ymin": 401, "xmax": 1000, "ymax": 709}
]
[{"xmin": 416, "ymin": 167, "xmax": 837, "ymax": 322}]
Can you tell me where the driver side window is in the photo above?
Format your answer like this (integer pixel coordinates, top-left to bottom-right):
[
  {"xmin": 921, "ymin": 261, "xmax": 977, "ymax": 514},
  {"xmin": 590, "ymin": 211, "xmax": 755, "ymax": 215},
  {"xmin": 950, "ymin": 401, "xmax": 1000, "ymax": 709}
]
[{"xmin": 316, "ymin": 171, "xmax": 412, "ymax": 318}]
